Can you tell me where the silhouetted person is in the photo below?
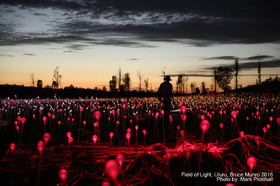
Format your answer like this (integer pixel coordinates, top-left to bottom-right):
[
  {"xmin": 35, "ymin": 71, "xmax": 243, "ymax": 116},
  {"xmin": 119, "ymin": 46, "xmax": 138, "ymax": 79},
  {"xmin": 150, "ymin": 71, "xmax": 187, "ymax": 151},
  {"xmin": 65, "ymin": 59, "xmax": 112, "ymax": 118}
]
[{"xmin": 158, "ymin": 75, "xmax": 173, "ymax": 126}]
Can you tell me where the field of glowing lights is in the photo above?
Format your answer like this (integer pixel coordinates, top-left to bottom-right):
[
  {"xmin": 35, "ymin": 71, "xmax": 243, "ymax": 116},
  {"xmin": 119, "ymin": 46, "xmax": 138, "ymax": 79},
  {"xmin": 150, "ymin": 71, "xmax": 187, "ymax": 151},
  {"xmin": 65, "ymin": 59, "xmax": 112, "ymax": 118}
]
[{"xmin": 0, "ymin": 94, "xmax": 280, "ymax": 186}]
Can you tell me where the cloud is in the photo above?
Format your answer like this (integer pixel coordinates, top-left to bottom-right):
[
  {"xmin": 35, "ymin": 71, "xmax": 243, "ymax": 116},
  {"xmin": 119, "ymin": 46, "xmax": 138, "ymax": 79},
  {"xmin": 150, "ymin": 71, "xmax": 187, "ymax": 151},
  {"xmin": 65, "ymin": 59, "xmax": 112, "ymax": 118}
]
[
  {"xmin": 129, "ymin": 58, "xmax": 139, "ymax": 61},
  {"xmin": 204, "ymin": 60, "xmax": 280, "ymax": 71},
  {"xmin": 244, "ymin": 55, "xmax": 273, "ymax": 61},
  {"xmin": 0, "ymin": 53, "xmax": 14, "ymax": 57},
  {"xmin": 23, "ymin": 53, "xmax": 36, "ymax": 56},
  {"xmin": 203, "ymin": 56, "xmax": 237, "ymax": 60},
  {"xmin": 169, "ymin": 73, "xmax": 213, "ymax": 77},
  {"xmin": 1, "ymin": 0, "xmax": 280, "ymax": 48}
]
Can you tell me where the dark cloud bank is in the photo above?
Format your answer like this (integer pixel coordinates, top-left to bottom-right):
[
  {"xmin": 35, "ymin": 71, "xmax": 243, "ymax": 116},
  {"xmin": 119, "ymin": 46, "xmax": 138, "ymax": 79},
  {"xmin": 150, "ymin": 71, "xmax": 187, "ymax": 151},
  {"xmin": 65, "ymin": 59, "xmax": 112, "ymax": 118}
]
[{"xmin": 1, "ymin": 0, "xmax": 280, "ymax": 47}]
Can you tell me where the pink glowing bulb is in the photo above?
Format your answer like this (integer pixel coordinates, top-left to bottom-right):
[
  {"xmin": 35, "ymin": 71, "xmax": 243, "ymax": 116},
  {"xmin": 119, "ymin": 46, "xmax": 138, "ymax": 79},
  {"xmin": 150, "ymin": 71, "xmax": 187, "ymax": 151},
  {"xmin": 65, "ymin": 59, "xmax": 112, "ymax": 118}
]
[
  {"xmin": 92, "ymin": 135, "xmax": 98, "ymax": 143},
  {"xmin": 155, "ymin": 112, "xmax": 159, "ymax": 119},
  {"xmin": 142, "ymin": 130, "xmax": 147, "ymax": 135},
  {"xmin": 124, "ymin": 115, "xmax": 127, "ymax": 119},
  {"xmin": 58, "ymin": 121, "xmax": 61, "ymax": 125},
  {"xmin": 176, "ymin": 125, "xmax": 180, "ymax": 130},
  {"xmin": 14, "ymin": 121, "xmax": 18, "ymax": 126},
  {"xmin": 42, "ymin": 116, "xmax": 47, "ymax": 122},
  {"xmin": 68, "ymin": 137, "xmax": 73, "ymax": 144},
  {"xmin": 223, "ymin": 110, "xmax": 226, "ymax": 114},
  {"xmin": 266, "ymin": 124, "xmax": 270, "ymax": 129},
  {"xmin": 219, "ymin": 123, "xmax": 223, "ymax": 128},
  {"xmin": 72, "ymin": 118, "xmax": 74, "ymax": 122},
  {"xmin": 94, "ymin": 111, "xmax": 101, "ymax": 121},
  {"xmin": 10, "ymin": 143, "xmax": 16, "ymax": 152},
  {"xmin": 116, "ymin": 121, "xmax": 119, "ymax": 125},
  {"xmin": 52, "ymin": 115, "xmax": 55, "ymax": 119},
  {"xmin": 135, "ymin": 125, "xmax": 139, "ymax": 130},
  {"xmin": 201, "ymin": 115, "xmax": 205, "ymax": 120},
  {"xmin": 277, "ymin": 118, "xmax": 280, "ymax": 124},
  {"xmin": 94, "ymin": 122, "xmax": 98, "ymax": 127},
  {"xmin": 108, "ymin": 117, "xmax": 111, "ymax": 121},
  {"xmin": 246, "ymin": 116, "xmax": 249, "ymax": 120},
  {"xmin": 180, "ymin": 130, "xmax": 184, "ymax": 137},
  {"xmin": 43, "ymin": 133, "xmax": 51, "ymax": 144},
  {"xmin": 256, "ymin": 111, "xmax": 259, "ymax": 116},
  {"xmin": 109, "ymin": 132, "xmax": 114, "ymax": 138},
  {"xmin": 58, "ymin": 169, "xmax": 68, "ymax": 182},
  {"xmin": 225, "ymin": 184, "xmax": 235, "ymax": 186},
  {"xmin": 37, "ymin": 141, "xmax": 44, "ymax": 153},
  {"xmin": 80, "ymin": 106, "xmax": 84, "ymax": 112},
  {"xmin": 17, "ymin": 116, "xmax": 21, "ymax": 122},
  {"xmin": 219, "ymin": 110, "xmax": 223, "ymax": 115},
  {"xmin": 66, "ymin": 132, "xmax": 72, "ymax": 138},
  {"xmin": 122, "ymin": 104, "xmax": 126, "ymax": 109},
  {"xmin": 21, "ymin": 117, "xmax": 26, "ymax": 124},
  {"xmin": 127, "ymin": 128, "xmax": 131, "ymax": 133},
  {"xmin": 111, "ymin": 110, "xmax": 115, "ymax": 116},
  {"xmin": 116, "ymin": 154, "xmax": 125, "ymax": 167},
  {"xmin": 262, "ymin": 127, "xmax": 267, "ymax": 134},
  {"xmin": 169, "ymin": 115, "xmax": 173, "ymax": 122},
  {"xmin": 47, "ymin": 112, "xmax": 51, "ymax": 117},
  {"xmin": 255, "ymin": 136, "xmax": 260, "ymax": 145},
  {"xmin": 269, "ymin": 116, "xmax": 273, "ymax": 122},
  {"xmin": 231, "ymin": 111, "xmax": 237, "ymax": 118},
  {"xmin": 101, "ymin": 181, "xmax": 111, "ymax": 186},
  {"xmin": 247, "ymin": 157, "xmax": 256, "ymax": 170},
  {"xmin": 104, "ymin": 160, "xmax": 120, "ymax": 181},
  {"xmin": 240, "ymin": 131, "xmax": 245, "ymax": 138},
  {"xmin": 129, "ymin": 119, "xmax": 133, "ymax": 124},
  {"xmin": 126, "ymin": 132, "xmax": 131, "ymax": 140},
  {"xmin": 161, "ymin": 110, "xmax": 164, "ymax": 115},
  {"xmin": 200, "ymin": 120, "xmax": 210, "ymax": 132}
]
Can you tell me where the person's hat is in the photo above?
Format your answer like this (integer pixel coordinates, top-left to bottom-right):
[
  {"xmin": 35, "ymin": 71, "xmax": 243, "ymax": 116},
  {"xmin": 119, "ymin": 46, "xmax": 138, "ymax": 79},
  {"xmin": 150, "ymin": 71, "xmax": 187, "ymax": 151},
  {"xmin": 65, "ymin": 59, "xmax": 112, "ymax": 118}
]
[{"xmin": 164, "ymin": 75, "xmax": 172, "ymax": 81}]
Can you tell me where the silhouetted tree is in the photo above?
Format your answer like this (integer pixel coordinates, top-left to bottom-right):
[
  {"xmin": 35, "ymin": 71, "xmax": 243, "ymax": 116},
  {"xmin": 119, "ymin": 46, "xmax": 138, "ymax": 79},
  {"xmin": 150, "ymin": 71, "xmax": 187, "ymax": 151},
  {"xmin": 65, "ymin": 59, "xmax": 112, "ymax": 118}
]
[
  {"xmin": 122, "ymin": 73, "xmax": 131, "ymax": 91},
  {"xmin": 64, "ymin": 84, "xmax": 75, "ymax": 89},
  {"xmin": 201, "ymin": 82, "xmax": 206, "ymax": 94},
  {"xmin": 102, "ymin": 86, "xmax": 107, "ymax": 92},
  {"xmin": 138, "ymin": 71, "xmax": 143, "ymax": 92},
  {"xmin": 183, "ymin": 76, "xmax": 188, "ymax": 94},
  {"xmin": 52, "ymin": 66, "xmax": 62, "ymax": 89},
  {"xmin": 52, "ymin": 81, "xmax": 58, "ymax": 89},
  {"xmin": 176, "ymin": 75, "xmax": 182, "ymax": 94},
  {"xmin": 109, "ymin": 75, "xmax": 117, "ymax": 92},
  {"xmin": 215, "ymin": 66, "xmax": 233, "ymax": 94},
  {"xmin": 190, "ymin": 82, "xmax": 196, "ymax": 94},
  {"xmin": 144, "ymin": 78, "xmax": 149, "ymax": 91},
  {"xmin": 37, "ymin": 79, "xmax": 43, "ymax": 88},
  {"xmin": 195, "ymin": 87, "xmax": 200, "ymax": 94},
  {"xmin": 30, "ymin": 73, "xmax": 35, "ymax": 87}
]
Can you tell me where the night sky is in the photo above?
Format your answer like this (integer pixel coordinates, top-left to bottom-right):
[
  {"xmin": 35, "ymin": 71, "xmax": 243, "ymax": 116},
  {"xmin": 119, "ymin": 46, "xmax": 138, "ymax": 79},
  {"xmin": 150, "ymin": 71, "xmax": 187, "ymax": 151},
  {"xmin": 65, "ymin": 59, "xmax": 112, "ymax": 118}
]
[{"xmin": 1, "ymin": 0, "xmax": 280, "ymax": 91}]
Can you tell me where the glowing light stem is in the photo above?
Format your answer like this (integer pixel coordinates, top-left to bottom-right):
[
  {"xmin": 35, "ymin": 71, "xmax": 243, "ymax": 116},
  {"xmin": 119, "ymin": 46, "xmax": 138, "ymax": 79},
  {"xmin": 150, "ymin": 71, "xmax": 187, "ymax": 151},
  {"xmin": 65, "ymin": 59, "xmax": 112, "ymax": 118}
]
[
  {"xmin": 128, "ymin": 137, "xmax": 131, "ymax": 159},
  {"xmin": 163, "ymin": 116, "xmax": 166, "ymax": 146},
  {"xmin": 98, "ymin": 122, "xmax": 101, "ymax": 144},
  {"xmin": 36, "ymin": 151, "xmax": 42, "ymax": 186},
  {"xmin": 82, "ymin": 123, "xmax": 85, "ymax": 140},
  {"xmin": 77, "ymin": 110, "xmax": 82, "ymax": 144},
  {"xmin": 10, "ymin": 148, "xmax": 13, "ymax": 185},
  {"xmin": 43, "ymin": 121, "xmax": 46, "ymax": 134},
  {"xmin": 156, "ymin": 118, "xmax": 158, "ymax": 141},
  {"xmin": 135, "ymin": 130, "xmax": 138, "ymax": 151},
  {"xmin": 197, "ymin": 131, "xmax": 205, "ymax": 186},
  {"xmin": 234, "ymin": 118, "xmax": 240, "ymax": 137}
]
